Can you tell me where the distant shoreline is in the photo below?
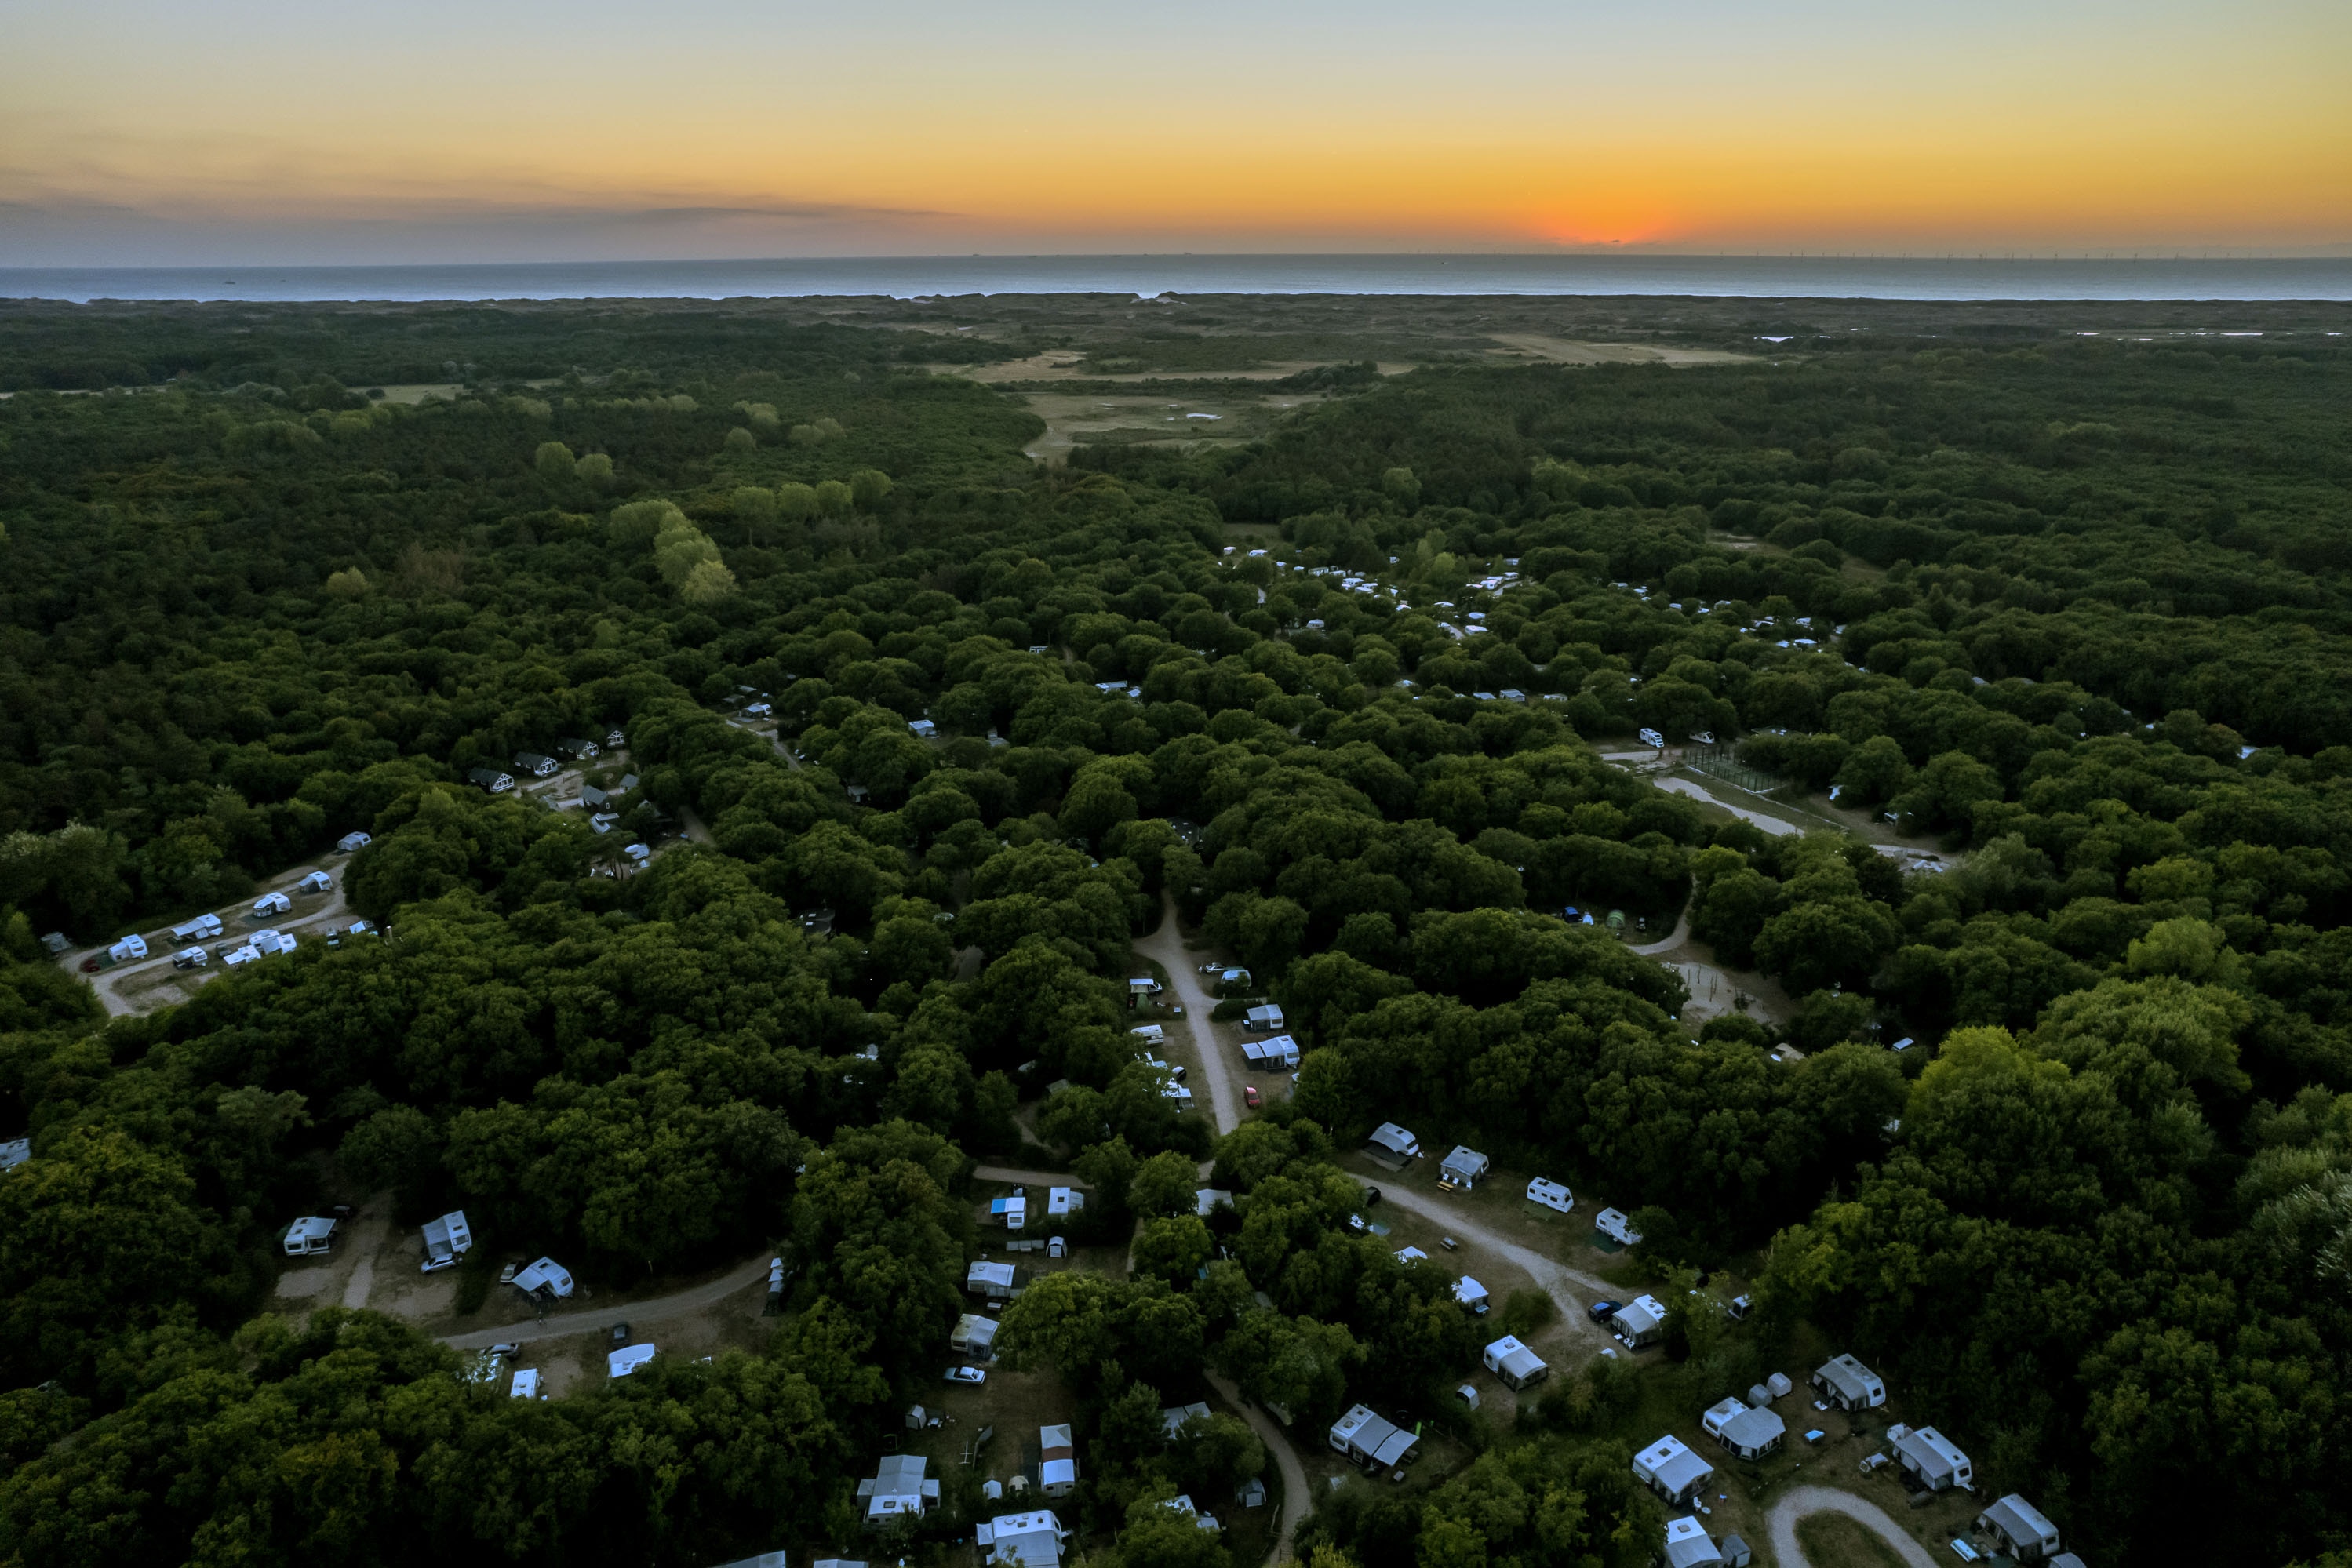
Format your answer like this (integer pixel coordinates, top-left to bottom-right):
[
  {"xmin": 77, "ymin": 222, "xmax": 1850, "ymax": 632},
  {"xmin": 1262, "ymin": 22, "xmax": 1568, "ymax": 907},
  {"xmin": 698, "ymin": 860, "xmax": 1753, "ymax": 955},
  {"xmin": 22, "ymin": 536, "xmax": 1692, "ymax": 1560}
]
[{"xmin": 5, "ymin": 253, "xmax": 2350, "ymax": 304}]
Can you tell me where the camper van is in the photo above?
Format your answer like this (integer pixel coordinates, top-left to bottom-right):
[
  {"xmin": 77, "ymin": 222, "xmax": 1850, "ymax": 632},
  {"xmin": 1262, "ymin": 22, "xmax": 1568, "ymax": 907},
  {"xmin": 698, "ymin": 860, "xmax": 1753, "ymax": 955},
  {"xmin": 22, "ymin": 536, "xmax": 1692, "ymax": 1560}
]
[
  {"xmin": 512, "ymin": 1257, "xmax": 576, "ymax": 1300},
  {"xmin": 282, "ymin": 1216, "xmax": 339, "ymax": 1257},
  {"xmin": 421, "ymin": 1210, "xmax": 474, "ymax": 1272},
  {"xmin": 1526, "ymin": 1178, "xmax": 1574, "ymax": 1213},
  {"xmin": 169, "ymin": 913, "xmax": 224, "ymax": 944}
]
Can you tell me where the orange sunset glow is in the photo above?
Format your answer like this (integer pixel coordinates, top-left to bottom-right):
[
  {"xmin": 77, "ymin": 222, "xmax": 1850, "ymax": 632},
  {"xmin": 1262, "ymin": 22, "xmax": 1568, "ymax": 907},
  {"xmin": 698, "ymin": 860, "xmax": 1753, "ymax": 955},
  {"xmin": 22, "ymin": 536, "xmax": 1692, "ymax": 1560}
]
[{"xmin": 2, "ymin": 0, "xmax": 2346, "ymax": 263}]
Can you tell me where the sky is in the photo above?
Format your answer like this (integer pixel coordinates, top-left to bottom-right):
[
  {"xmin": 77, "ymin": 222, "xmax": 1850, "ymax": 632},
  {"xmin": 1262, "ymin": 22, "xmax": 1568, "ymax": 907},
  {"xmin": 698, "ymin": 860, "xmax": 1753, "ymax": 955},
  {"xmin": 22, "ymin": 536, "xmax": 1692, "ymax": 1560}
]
[{"xmin": 2, "ymin": 0, "xmax": 2347, "ymax": 266}]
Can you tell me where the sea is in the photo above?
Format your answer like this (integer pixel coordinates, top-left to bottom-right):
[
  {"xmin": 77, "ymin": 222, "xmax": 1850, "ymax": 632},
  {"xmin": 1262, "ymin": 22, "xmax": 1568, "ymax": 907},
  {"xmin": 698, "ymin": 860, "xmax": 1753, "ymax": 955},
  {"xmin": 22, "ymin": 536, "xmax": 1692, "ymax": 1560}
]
[{"xmin": 2, "ymin": 254, "xmax": 2348, "ymax": 304}]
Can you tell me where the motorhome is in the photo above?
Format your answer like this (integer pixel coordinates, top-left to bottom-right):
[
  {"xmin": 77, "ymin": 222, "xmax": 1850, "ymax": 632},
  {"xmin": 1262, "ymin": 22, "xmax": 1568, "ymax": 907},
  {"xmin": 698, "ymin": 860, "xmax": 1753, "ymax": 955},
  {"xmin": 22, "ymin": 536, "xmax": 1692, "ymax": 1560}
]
[
  {"xmin": 282, "ymin": 1215, "xmax": 339, "ymax": 1256},
  {"xmin": 421, "ymin": 1210, "xmax": 474, "ymax": 1271}
]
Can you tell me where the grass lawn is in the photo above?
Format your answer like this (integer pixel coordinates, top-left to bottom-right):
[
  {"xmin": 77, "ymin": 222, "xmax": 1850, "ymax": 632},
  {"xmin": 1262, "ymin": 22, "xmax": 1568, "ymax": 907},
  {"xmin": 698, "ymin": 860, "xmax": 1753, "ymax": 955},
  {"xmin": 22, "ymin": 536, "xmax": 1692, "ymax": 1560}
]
[{"xmin": 1797, "ymin": 1512, "xmax": 1913, "ymax": 1568}]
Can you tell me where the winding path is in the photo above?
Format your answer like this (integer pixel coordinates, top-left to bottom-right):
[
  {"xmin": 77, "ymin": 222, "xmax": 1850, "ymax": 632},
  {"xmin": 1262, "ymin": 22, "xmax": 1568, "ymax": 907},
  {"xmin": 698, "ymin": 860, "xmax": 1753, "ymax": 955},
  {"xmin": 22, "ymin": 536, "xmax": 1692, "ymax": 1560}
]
[
  {"xmin": 1127, "ymin": 901, "xmax": 1311, "ymax": 1565},
  {"xmin": 436, "ymin": 1253, "xmax": 776, "ymax": 1352},
  {"xmin": 1765, "ymin": 1486, "xmax": 1941, "ymax": 1568},
  {"xmin": 1627, "ymin": 905, "xmax": 1692, "ymax": 957},
  {"xmin": 75, "ymin": 871, "xmax": 352, "ymax": 1018},
  {"xmin": 1355, "ymin": 1179, "xmax": 1618, "ymax": 1348},
  {"xmin": 1210, "ymin": 1371, "xmax": 1309, "ymax": 1564},
  {"xmin": 1134, "ymin": 893, "xmax": 1243, "ymax": 1137},
  {"xmin": 1652, "ymin": 775, "xmax": 1804, "ymax": 839}
]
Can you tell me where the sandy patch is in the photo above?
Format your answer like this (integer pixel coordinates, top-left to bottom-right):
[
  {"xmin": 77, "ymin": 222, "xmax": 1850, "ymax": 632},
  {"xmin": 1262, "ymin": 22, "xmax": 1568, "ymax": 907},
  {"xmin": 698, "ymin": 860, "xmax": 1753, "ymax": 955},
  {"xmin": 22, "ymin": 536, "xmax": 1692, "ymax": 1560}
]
[
  {"xmin": 1486, "ymin": 333, "xmax": 1755, "ymax": 367},
  {"xmin": 379, "ymin": 1271, "xmax": 462, "ymax": 1322},
  {"xmin": 1018, "ymin": 390, "xmax": 1316, "ymax": 464},
  {"xmin": 934, "ymin": 357, "xmax": 1396, "ymax": 387},
  {"xmin": 370, "ymin": 383, "xmax": 464, "ymax": 404},
  {"xmin": 275, "ymin": 1267, "xmax": 336, "ymax": 1300}
]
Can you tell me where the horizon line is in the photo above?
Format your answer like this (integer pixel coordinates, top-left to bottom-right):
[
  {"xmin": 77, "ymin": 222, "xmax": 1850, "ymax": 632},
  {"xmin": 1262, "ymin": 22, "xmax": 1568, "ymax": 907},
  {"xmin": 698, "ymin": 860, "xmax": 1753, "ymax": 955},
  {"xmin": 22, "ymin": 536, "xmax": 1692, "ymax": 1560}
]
[{"xmin": 8, "ymin": 249, "xmax": 2352, "ymax": 275}]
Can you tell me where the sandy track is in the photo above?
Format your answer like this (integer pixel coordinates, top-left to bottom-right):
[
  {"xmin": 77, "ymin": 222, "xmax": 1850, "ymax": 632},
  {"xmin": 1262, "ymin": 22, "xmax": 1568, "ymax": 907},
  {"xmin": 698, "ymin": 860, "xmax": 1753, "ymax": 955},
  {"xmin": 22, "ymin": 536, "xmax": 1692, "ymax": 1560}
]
[
  {"xmin": 1628, "ymin": 906, "xmax": 1693, "ymax": 956},
  {"xmin": 1135, "ymin": 893, "xmax": 1244, "ymax": 1137},
  {"xmin": 437, "ymin": 1252, "xmax": 775, "ymax": 1352},
  {"xmin": 1356, "ymin": 1179, "xmax": 1618, "ymax": 1347},
  {"xmin": 1766, "ymin": 1486, "xmax": 1942, "ymax": 1568},
  {"xmin": 83, "ymin": 875, "xmax": 351, "ymax": 1017},
  {"xmin": 972, "ymin": 1164, "xmax": 1072, "ymax": 1188},
  {"xmin": 1210, "ymin": 1370, "xmax": 1309, "ymax": 1564}
]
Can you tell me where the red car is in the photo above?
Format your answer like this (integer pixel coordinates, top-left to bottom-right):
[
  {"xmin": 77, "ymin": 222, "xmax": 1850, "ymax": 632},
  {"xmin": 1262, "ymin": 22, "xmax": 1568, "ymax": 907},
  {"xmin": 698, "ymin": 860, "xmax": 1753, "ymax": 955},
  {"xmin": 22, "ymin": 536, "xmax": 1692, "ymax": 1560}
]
[{"xmin": 1243, "ymin": 1085, "xmax": 1261, "ymax": 1109}]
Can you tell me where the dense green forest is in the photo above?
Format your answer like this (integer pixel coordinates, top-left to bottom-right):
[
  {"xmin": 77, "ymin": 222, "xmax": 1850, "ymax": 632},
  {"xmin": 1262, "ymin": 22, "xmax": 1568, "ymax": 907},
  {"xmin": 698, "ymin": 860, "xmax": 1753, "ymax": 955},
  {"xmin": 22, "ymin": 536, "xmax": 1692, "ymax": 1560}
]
[{"xmin": 0, "ymin": 297, "xmax": 2348, "ymax": 1568}]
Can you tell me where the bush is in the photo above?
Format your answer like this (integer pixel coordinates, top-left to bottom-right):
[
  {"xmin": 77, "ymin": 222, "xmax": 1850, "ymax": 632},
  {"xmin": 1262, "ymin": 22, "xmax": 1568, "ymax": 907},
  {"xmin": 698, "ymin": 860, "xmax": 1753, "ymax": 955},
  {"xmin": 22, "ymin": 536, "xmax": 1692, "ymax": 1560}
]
[{"xmin": 1498, "ymin": 1288, "xmax": 1554, "ymax": 1339}]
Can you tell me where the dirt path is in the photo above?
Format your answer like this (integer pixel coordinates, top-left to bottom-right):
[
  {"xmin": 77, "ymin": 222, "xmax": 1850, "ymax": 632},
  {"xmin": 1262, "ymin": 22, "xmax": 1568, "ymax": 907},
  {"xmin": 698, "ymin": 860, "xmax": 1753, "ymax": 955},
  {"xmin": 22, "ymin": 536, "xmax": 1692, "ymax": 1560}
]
[
  {"xmin": 338, "ymin": 1206, "xmax": 389, "ymax": 1310},
  {"xmin": 1767, "ymin": 1486, "xmax": 1941, "ymax": 1568},
  {"xmin": 81, "ymin": 871, "xmax": 352, "ymax": 1017},
  {"xmin": 973, "ymin": 1164, "xmax": 1072, "ymax": 1188},
  {"xmin": 1628, "ymin": 907, "xmax": 1692, "ymax": 956},
  {"xmin": 1357, "ymin": 1178, "xmax": 1618, "ymax": 1341},
  {"xmin": 676, "ymin": 805, "xmax": 715, "ymax": 846},
  {"xmin": 1135, "ymin": 894, "xmax": 1243, "ymax": 1137},
  {"xmin": 1209, "ymin": 1370, "xmax": 1310, "ymax": 1565},
  {"xmin": 1653, "ymin": 776, "xmax": 1808, "ymax": 839},
  {"xmin": 436, "ymin": 1253, "xmax": 774, "ymax": 1352}
]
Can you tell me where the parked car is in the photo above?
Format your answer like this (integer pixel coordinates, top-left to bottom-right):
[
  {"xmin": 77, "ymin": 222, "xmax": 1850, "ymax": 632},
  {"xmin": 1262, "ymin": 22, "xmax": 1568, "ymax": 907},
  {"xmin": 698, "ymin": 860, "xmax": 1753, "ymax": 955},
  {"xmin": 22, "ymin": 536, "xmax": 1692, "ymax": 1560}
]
[
  {"xmin": 79, "ymin": 956, "xmax": 100, "ymax": 973},
  {"xmin": 943, "ymin": 1366, "xmax": 988, "ymax": 1385},
  {"xmin": 1587, "ymin": 1300, "xmax": 1622, "ymax": 1323},
  {"xmin": 1346, "ymin": 1213, "xmax": 1368, "ymax": 1233},
  {"xmin": 1243, "ymin": 1085, "xmax": 1261, "ymax": 1109},
  {"xmin": 1440, "ymin": 1236, "xmax": 1460, "ymax": 1251}
]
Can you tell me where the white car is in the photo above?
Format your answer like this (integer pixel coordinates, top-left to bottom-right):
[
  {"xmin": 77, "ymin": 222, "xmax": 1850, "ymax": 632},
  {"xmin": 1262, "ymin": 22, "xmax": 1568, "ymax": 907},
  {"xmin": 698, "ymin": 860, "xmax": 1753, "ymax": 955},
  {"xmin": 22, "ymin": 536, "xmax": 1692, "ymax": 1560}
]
[{"xmin": 943, "ymin": 1366, "xmax": 988, "ymax": 1385}]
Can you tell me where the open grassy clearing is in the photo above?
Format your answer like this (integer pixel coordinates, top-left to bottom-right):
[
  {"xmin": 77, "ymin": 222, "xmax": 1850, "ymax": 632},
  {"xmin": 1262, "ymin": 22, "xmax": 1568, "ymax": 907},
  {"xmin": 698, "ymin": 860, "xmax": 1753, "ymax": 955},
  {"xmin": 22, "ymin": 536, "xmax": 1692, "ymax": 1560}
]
[
  {"xmin": 1015, "ymin": 387, "xmax": 1322, "ymax": 463},
  {"xmin": 1798, "ymin": 1512, "xmax": 1917, "ymax": 1568}
]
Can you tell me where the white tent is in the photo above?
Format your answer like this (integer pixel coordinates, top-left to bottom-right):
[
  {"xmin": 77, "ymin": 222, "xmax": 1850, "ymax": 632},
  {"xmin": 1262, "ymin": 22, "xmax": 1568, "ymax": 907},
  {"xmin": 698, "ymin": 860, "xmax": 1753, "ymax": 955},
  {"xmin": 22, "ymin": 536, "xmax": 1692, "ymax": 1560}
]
[{"xmin": 512, "ymin": 1257, "xmax": 576, "ymax": 1299}]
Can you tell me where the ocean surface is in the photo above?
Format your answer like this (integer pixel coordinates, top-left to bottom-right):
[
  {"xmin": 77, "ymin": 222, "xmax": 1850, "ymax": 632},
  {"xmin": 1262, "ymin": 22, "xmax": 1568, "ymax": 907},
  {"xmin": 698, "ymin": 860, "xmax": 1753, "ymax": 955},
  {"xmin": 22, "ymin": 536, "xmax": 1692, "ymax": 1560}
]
[{"xmin": 3, "ymin": 254, "xmax": 2348, "ymax": 304}]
